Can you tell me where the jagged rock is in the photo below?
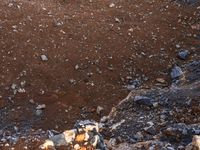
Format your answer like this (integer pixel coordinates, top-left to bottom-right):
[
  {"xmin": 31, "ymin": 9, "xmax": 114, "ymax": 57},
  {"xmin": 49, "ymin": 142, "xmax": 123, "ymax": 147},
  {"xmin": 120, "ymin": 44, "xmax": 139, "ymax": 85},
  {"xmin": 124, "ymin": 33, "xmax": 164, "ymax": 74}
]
[
  {"xmin": 143, "ymin": 126, "xmax": 156, "ymax": 135},
  {"xmin": 36, "ymin": 104, "xmax": 46, "ymax": 110},
  {"xmin": 110, "ymin": 120, "xmax": 125, "ymax": 131},
  {"xmin": 36, "ymin": 109, "xmax": 43, "ymax": 116},
  {"xmin": 108, "ymin": 138, "xmax": 117, "ymax": 147},
  {"xmin": 134, "ymin": 96, "xmax": 156, "ymax": 107},
  {"xmin": 178, "ymin": 49, "xmax": 190, "ymax": 60},
  {"xmin": 40, "ymin": 55, "xmax": 48, "ymax": 61},
  {"xmin": 170, "ymin": 65, "xmax": 183, "ymax": 79},
  {"xmin": 176, "ymin": 0, "xmax": 200, "ymax": 5},
  {"xmin": 186, "ymin": 61, "xmax": 200, "ymax": 82},
  {"xmin": 104, "ymin": 61, "xmax": 200, "ymax": 149},
  {"xmin": 156, "ymin": 78, "xmax": 166, "ymax": 84},
  {"xmin": 162, "ymin": 123, "xmax": 200, "ymax": 143},
  {"xmin": 100, "ymin": 116, "xmax": 109, "ymax": 123},
  {"xmin": 192, "ymin": 135, "xmax": 200, "ymax": 150},
  {"xmin": 40, "ymin": 120, "xmax": 106, "ymax": 150},
  {"xmin": 96, "ymin": 106, "xmax": 104, "ymax": 115},
  {"xmin": 186, "ymin": 135, "xmax": 200, "ymax": 150}
]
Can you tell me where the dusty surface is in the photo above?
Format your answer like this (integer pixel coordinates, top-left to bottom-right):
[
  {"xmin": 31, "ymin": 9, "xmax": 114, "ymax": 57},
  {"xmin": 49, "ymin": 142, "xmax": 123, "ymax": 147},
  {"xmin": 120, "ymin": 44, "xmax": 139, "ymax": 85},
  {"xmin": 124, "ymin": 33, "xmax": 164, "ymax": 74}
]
[{"xmin": 0, "ymin": 0, "xmax": 200, "ymax": 149}]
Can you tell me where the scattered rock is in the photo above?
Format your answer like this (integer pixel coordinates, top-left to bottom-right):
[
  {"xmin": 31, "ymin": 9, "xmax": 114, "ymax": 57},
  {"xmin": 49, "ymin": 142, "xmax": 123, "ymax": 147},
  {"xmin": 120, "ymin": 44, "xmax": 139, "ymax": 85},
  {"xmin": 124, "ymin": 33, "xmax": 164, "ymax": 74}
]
[
  {"xmin": 69, "ymin": 79, "xmax": 76, "ymax": 84},
  {"xmin": 20, "ymin": 81, "xmax": 26, "ymax": 88},
  {"xmin": 40, "ymin": 55, "xmax": 48, "ymax": 61},
  {"xmin": 177, "ymin": 0, "xmax": 200, "ymax": 5},
  {"xmin": 75, "ymin": 64, "xmax": 79, "ymax": 70},
  {"xmin": 104, "ymin": 61, "xmax": 200, "ymax": 149},
  {"xmin": 126, "ymin": 84, "xmax": 135, "ymax": 90},
  {"xmin": 36, "ymin": 104, "xmax": 46, "ymax": 110},
  {"xmin": 96, "ymin": 106, "xmax": 104, "ymax": 115},
  {"xmin": 134, "ymin": 96, "xmax": 155, "ymax": 107},
  {"xmin": 109, "ymin": 3, "xmax": 115, "ymax": 8},
  {"xmin": 191, "ymin": 23, "xmax": 200, "ymax": 30},
  {"xmin": 156, "ymin": 78, "xmax": 166, "ymax": 84},
  {"xmin": 178, "ymin": 49, "xmax": 190, "ymax": 60},
  {"xmin": 11, "ymin": 83, "xmax": 17, "ymax": 90},
  {"xmin": 143, "ymin": 126, "xmax": 156, "ymax": 135},
  {"xmin": 40, "ymin": 120, "xmax": 106, "ymax": 150},
  {"xmin": 36, "ymin": 109, "xmax": 43, "ymax": 116},
  {"xmin": 170, "ymin": 65, "xmax": 183, "ymax": 79},
  {"xmin": 100, "ymin": 116, "xmax": 109, "ymax": 123},
  {"xmin": 29, "ymin": 99, "xmax": 35, "ymax": 104},
  {"xmin": 110, "ymin": 120, "xmax": 125, "ymax": 131},
  {"xmin": 108, "ymin": 138, "xmax": 117, "ymax": 147},
  {"xmin": 128, "ymin": 78, "xmax": 142, "ymax": 88}
]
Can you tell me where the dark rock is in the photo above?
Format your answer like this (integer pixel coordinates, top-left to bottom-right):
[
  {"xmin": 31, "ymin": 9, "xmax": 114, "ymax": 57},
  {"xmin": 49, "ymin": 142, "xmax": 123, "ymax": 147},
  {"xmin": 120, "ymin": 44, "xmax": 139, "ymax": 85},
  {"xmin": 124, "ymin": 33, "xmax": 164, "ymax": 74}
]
[
  {"xmin": 178, "ymin": 49, "xmax": 190, "ymax": 60},
  {"xmin": 134, "ymin": 96, "xmax": 155, "ymax": 107},
  {"xmin": 162, "ymin": 123, "xmax": 200, "ymax": 144},
  {"xmin": 128, "ymin": 78, "xmax": 142, "ymax": 88},
  {"xmin": 170, "ymin": 65, "xmax": 183, "ymax": 79},
  {"xmin": 36, "ymin": 109, "xmax": 43, "ymax": 116},
  {"xmin": 105, "ymin": 61, "xmax": 200, "ymax": 149},
  {"xmin": 144, "ymin": 126, "xmax": 156, "ymax": 135},
  {"xmin": 176, "ymin": 0, "xmax": 200, "ymax": 5},
  {"xmin": 186, "ymin": 61, "xmax": 200, "ymax": 82}
]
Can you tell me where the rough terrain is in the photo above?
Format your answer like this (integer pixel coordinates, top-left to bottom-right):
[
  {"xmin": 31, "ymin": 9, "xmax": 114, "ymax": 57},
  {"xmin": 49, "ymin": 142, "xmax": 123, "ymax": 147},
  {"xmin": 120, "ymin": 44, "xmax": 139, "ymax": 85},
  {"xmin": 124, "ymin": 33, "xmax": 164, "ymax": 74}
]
[
  {"xmin": 104, "ymin": 60, "xmax": 200, "ymax": 149},
  {"xmin": 0, "ymin": 0, "xmax": 200, "ymax": 149}
]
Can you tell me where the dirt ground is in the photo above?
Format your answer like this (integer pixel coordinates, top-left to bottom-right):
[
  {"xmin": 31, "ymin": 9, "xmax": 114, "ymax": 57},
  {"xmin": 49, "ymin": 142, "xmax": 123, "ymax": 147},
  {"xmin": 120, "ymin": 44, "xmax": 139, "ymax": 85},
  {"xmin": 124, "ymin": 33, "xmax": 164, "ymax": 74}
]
[{"xmin": 0, "ymin": 0, "xmax": 199, "ymax": 149}]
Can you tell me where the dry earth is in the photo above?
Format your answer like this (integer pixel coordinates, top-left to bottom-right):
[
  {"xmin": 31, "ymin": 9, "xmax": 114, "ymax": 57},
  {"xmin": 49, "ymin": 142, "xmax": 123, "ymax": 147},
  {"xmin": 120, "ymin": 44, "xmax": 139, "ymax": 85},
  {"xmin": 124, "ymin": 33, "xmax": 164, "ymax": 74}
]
[{"xmin": 0, "ymin": 0, "xmax": 199, "ymax": 149}]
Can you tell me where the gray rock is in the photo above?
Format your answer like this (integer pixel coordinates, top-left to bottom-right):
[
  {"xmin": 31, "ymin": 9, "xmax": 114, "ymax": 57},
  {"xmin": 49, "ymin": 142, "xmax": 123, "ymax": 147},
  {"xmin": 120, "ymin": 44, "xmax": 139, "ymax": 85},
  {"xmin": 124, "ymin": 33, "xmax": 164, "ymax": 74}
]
[
  {"xmin": 108, "ymin": 138, "xmax": 117, "ymax": 147},
  {"xmin": 41, "ymin": 55, "xmax": 48, "ymax": 61},
  {"xmin": 126, "ymin": 84, "xmax": 135, "ymax": 90},
  {"xmin": 170, "ymin": 65, "xmax": 183, "ymax": 79},
  {"xmin": 166, "ymin": 147, "xmax": 175, "ymax": 150},
  {"xmin": 133, "ymin": 132, "xmax": 143, "ymax": 141},
  {"xmin": 178, "ymin": 49, "xmax": 190, "ymax": 60},
  {"xmin": 144, "ymin": 126, "xmax": 156, "ymax": 135},
  {"xmin": 69, "ymin": 79, "xmax": 76, "ymax": 84},
  {"xmin": 97, "ymin": 106, "xmax": 104, "ymax": 115},
  {"xmin": 100, "ymin": 116, "xmax": 109, "ymax": 123},
  {"xmin": 36, "ymin": 109, "xmax": 43, "ymax": 116},
  {"xmin": 36, "ymin": 104, "xmax": 46, "ymax": 110},
  {"xmin": 177, "ymin": 0, "xmax": 199, "ymax": 5},
  {"xmin": 134, "ymin": 96, "xmax": 155, "ymax": 107}
]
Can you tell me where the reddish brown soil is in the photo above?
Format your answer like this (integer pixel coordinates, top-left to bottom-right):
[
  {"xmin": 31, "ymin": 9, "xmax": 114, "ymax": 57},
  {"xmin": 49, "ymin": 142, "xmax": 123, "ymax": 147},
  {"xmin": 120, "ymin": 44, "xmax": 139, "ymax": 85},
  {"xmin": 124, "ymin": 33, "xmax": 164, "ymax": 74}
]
[{"xmin": 0, "ymin": 0, "xmax": 199, "ymax": 148}]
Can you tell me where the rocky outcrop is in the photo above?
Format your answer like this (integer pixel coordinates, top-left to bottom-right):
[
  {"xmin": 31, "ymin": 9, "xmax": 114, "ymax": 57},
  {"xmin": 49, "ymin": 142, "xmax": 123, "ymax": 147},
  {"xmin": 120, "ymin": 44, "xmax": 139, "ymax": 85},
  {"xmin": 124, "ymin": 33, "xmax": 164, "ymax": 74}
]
[
  {"xmin": 40, "ymin": 120, "xmax": 106, "ymax": 150},
  {"xmin": 103, "ymin": 61, "xmax": 200, "ymax": 149}
]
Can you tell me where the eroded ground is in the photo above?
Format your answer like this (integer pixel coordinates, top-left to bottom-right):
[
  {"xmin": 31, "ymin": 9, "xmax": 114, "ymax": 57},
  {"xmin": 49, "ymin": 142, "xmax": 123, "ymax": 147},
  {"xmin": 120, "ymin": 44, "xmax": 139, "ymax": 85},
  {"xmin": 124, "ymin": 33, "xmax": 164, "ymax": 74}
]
[{"xmin": 0, "ymin": 0, "xmax": 199, "ymax": 149}]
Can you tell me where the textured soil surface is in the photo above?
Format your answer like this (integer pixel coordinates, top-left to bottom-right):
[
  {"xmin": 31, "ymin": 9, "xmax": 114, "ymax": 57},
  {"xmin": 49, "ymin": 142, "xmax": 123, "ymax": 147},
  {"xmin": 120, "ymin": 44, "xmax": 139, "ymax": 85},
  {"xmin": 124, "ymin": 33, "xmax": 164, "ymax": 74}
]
[{"xmin": 0, "ymin": 0, "xmax": 200, "ymax": 149}]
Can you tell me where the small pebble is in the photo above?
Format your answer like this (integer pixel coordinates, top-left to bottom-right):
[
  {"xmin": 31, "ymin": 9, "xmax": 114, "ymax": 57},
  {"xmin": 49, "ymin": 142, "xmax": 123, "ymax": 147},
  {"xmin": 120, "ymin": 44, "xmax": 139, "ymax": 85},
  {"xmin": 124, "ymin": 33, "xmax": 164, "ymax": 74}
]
[
  {"xmin": 41, "ymin": 55, "xmax": 48, "ymax": 61},
  {"xmin": 178, "ymin": 49, "xmax": 190, "ymax": 60}
]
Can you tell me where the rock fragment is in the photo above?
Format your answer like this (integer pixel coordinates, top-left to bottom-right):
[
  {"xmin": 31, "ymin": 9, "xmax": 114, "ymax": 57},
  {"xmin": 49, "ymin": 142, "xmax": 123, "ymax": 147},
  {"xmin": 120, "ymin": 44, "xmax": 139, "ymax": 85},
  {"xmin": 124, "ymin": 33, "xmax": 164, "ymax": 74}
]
[
  {"xmin": 40, "ymin": 120, "xmax": 106, "ymax": 149},
  {"xmin": 109, "ymin": 3, "xmax": 115, "ymax": 8},
  {"xmin": 170, "ymin": 65, "xmax": 183, "ymax": 79},
  {"xmin": 156, "ymin": 78, "xmax": 166, "ymax": 84},
  {"xmin": 134, "ymin": 96, "xmax": 155, "ymax": 107},
  {"xmin": 36, "ymin": 104, "xmax": 46, "ymax": 110},
  {"xmin": 96, "ymin": 106, "xmax": 104, "ymax": 115},
  {"xmin": 178, "ymin": 49, "xmax": 190, "ymax": 60},
  {"xmin": 110, "ymin": 120, "xmax": 125, "ymax": 131},
  {"xmin": 40, "ymin": 55, "xmax": 48, "ymax": 61}
]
